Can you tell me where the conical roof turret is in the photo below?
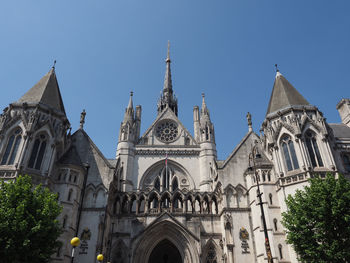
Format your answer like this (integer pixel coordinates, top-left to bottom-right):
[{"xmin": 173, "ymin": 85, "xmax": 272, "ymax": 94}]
[
  {"xmin": 17, "ymin": 66, "xmax": 66, "ymax": 114},
  {"xmin": 266, "ymin": 70, "xmax": 309, "ymax": 116},
  {"xmin": 123, "ymin": 92, "xmax": 134, "ymax": 123},
  {"xmin": 200, "ymin": 93, "xmax": 210, "ymax": 117}
]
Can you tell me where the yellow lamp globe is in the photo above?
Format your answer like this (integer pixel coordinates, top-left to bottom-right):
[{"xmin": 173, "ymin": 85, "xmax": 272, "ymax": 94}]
[
  {"xmin": 97, "ymin": 254, "xmax": 104, "ymax": 261},
  {"xmin": 70, "ymin": 237, "xmax": 80, "ymax": 247}
]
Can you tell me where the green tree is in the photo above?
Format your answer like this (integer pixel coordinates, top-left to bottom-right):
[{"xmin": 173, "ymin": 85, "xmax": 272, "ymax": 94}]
[
  {"xmin": 282, "ymin": 174, "xmax": 350, "ymax": 263},
  {"xmin": 0, "ymin": 175, "xmax": 62, "ymax": 263}
]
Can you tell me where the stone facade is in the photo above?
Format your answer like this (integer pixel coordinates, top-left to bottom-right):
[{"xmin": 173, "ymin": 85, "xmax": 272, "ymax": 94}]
[{"xmin": 0, "ymin": 46, "xmax": 350, "ymax": 263}]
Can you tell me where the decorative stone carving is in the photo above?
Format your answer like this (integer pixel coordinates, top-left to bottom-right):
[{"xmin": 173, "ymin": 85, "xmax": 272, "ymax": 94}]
[{"xmin": 239, "ymin": 227, "xmax": 250, "ymax": 254}]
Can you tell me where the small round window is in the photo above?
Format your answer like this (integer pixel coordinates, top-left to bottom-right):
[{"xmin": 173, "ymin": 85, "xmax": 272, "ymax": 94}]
[{"xmin": 155, "ymin": 120, "xmax": 179, "ymax": 143}]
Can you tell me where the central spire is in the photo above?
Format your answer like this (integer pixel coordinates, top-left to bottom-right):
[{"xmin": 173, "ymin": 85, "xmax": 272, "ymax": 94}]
[
  {"xmin": 157, "ymin": 41, "xmax": 178, "ymax": 116},
  {"xmin": 163, "ymin": 41, "xmax": 173, "ymax": 92}
]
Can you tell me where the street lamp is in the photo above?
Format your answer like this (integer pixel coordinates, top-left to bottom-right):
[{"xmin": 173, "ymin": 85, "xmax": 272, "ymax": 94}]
[
  {"xmin": 248, "ymin": 143, "xmax": 274, "ymax": 263},
  {"xmin": 70, "ymin": 237, "xmax": 80, "ymax": 262},
  {"xmin": 97, "ymin": 253, "xmax": 104, "ymax": 262}
]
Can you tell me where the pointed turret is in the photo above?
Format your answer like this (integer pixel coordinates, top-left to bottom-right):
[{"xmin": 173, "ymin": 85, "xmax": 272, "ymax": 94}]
[
  {"xmin": 119, "ymin": 92, "xmax": 136, "ymax": 143},
  {"xmin": 157, "ymin": 41, "xmax": 178, "ymax": 116},
  {"xmin": 201, "ymin": 93, "xmax": 210, "ymax": 117},
  {"xmin": 199, "ymin": 93, "xmax": 215, "ymax": 143},
  {"xmin": 123, "ymin": 92, "xmax": 135, "ymax": 123},
  {"xmin": 17, "ymin": 66, "xmax": 66, "ymax": 114},
  {"xmin": 266, "ymin": 70, "xmax": 309, "ymax": 117},
  {"xmin": 198, "ymin": 93, "xmax": 216, "ymax": 191}
]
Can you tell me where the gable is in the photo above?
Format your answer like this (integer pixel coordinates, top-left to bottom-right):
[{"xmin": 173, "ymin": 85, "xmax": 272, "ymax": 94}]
[{"xmin": 138, "ymin": 107, "xmax": 198, "ymax": 147}]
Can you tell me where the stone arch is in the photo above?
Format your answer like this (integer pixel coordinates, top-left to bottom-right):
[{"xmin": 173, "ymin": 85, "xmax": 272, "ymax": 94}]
[
  {"xmin": 111, "ymin": 239, "xmax": 128, "ymax": 263},
  {"xmin": 201, "ymin": 239, "xmax": 223, "ymax": 263},
  {"xmin": 132, "ymin": 220, "xmax": 200, "ymax": 263},
  {"xmin": 139, "ymin": 159, "xmax": 196, "ymax": 191},
  {"xmin": 148, "ymin": 239, "xmax": 182, "ymax": 263},
  {"xmin": 224, "ymin": 184, "xmax": 236, "ymax": 208}
]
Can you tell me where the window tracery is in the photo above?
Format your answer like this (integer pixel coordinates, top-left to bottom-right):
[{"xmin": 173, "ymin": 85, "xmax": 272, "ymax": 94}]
[
  {"xmin": 305, "ymin": 130, "xmax": 323, "ymax": 167},
  {"xmin": 205, "ymin": 243, "xmax": 217, "ymax": 263},
  {"xmin": 155, "ymin": 120, "xmax": 179, "ymax": 143},
  {"xmin": 281, "ymin": 135, "xmax": 299, "ymax": 171},
  {"xmin": 1, "ymin": 128, "xmax": 22, "ymax": 165},
  {"xmin": 342, "ymin": 153, "xmax": 350, "ymax": 173},
  {"xmin": 28, "ymin": 134, "xmax": 47, "ymax": 170}
]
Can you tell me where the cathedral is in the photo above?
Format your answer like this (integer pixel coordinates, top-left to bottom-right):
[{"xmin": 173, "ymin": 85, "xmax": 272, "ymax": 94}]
[{"xmin": 0, "ymin": 44, "xmax": 350, "ymax": 263}]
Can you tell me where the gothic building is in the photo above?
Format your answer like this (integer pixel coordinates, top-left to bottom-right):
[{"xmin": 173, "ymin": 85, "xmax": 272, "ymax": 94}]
[{"xmin": 0, "ymin": 44, "xmax": 350, "ymax": 263}]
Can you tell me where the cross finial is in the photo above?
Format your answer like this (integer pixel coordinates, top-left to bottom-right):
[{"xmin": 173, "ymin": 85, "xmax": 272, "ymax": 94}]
[
  {"xmin": 80, "ymin": 109, "xmax": 86, "ymax": 129},
  {"xmin": 275, "ymin": 64, "xmax": 279, "ymax": 72},
  {"xmin": 52, "ymin": 60, "xmax": 57, "ymax": 69},
  {"xmin": 130, "ymin": 91, "xmax": 133, "ymax": 97}
]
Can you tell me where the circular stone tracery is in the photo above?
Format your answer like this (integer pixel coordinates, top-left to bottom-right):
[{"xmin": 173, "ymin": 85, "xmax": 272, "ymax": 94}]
[{"xmin": 155, "ymin": 120, "xmax": 179, "ymax": 143}]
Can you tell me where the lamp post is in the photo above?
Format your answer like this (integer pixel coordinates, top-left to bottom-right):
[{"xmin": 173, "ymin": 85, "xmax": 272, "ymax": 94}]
[
  {"xmin": 97, "ymin": 253, "xmax": 104, "ymax": 262},
  {"xmin": 70, "ymin": 237, "xmax": 80, "ymax": 262},
  {"xmin": 248, "ymin": 144, "xmax": 274, "ymax": 263}
]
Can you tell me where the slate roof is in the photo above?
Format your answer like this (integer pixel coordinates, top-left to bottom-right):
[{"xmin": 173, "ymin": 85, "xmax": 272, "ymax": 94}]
[
  {"xmin": 329, "ymin": 123, "xmax": 350, "ymax": 139},
  {"xmin": 17, "ymin": 68, "xmax": 66, "ymax": 114},
  {"xmin": 58, "ymin": 146, "xmax": 83, "ymax": 167},
  {"xmin": 266, "ymin": 71, "xmax": 309, "ymax": 116}
]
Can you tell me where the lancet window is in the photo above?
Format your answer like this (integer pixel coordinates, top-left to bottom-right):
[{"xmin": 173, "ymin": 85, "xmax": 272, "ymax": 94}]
[
  {"xmin": 205, "ymin": 243, "xmax": 218, "ymax": 263},
  {"xmin": 305, "ymin": 130, "xmax": 323, "ymax": 167},
  {"xmin": 153, "ymin": 166, "xmax": 178, "ymax": 192},
  {"xmin": 1, "ymin": 128, "xmax": 22, "ymax": 165},
  {"xmin": 342, "ymin": 154, "xmax": 350, "ymax": 173},
  {"xmin": 28, "ymin": 134, "xmax": 47, "ymax": 170},
  {"xmin": 281, "ymin": 135, "xmax": 299, "ymax": 171}
]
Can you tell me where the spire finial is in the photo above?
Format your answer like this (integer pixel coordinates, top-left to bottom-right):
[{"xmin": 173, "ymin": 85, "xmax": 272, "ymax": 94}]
[
  {"xmin": 80, "ymin": 109, "xmax": 86, "ymax": 129},
  {"xmin": 166, "ymin": 40, "xmax": 171, "ymax": 62},
  {"xmin": 52, "ymin": 60, "xmax": 56, "ymax": 69},
  {"xmin": 127, "ymin": 91, "xmax": 134, "ymax": 109},
  {"xmin": 275, "ymin": 64, "xmax": 279, "ymax": 72},
  {"xmin": 246, "ymin": 112, "xmax": 253, "ymax": 132}
]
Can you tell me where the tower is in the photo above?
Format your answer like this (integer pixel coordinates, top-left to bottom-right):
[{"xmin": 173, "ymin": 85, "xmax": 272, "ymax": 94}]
[
  {"xmin": 116, "ymin": 92, "xmax": 140, "ymax": 191},
  {"xmin": 196, "ymin": 93, "xmax": 217, "ymax": 191},
  {"xmin": 0, "ymin": 66, "xmax": 70, "ymax": 184}
]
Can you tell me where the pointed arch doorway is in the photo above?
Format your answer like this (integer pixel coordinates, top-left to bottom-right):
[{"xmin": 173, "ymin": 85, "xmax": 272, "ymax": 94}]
[
  {"xmin": 132, "ymin": 219, "xmax": 200, "ymax": 263},
  {"xmin": 148, "ymin": 239, "xmax": 182, "ymax": 263}
]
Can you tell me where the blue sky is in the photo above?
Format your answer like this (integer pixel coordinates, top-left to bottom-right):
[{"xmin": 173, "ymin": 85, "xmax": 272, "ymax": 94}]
[{"xmin": 0, "ymin": 0, "xmax": 349, "ymax": 160}]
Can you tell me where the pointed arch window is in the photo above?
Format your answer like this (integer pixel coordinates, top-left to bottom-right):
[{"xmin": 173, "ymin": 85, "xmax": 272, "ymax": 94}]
[
  {"xmin": 62, "ymin": 215, "xmax": 68, "ymax": 228},
  {"xmin": 172, "ymin": 177, "xmax": 178, "ymax": 191},
  {"xmin": 161, "ymin": 166, "xmax": 171, "ymax": 191},
  {"xmin": 342, "ymin": 154, "xmax": 350, "ymax": 173},
  {"xmin": 305, "ymin": 131, "xmax": 323, "ymax": 167},
  {"xmin": 1, "ymin": 128, "xmax": 22, "ymax": 165},
  {"xmin": 278, "ymin": 244, "xmax": 283, "ymax": 259},
  {"xmin": 269, "ymin": 193, "xmax": 273, "ymax": 205},
  {"xmin": 281, "ymin": 135, "xmax": 299, "ymax": 171},
  {"xmin": 154, "ymin": 177, "xmax": 160, "ymax": 191},
  {"xmin": 28, "ymin": 134, "xmax": 47, "ymax": 170},
  {"xmin": 67, "ymin": 189, "xmax": 73, "ymax": 201},
  {"xmin": 205, "ymin": 243, "xmax": 217, "ymax": 263}
]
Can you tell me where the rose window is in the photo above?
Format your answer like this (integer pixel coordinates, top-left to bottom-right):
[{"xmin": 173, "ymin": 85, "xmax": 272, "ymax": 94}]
[{"xmin": 155, "ymin": 120, "xmax": 179, "ymax": 143}]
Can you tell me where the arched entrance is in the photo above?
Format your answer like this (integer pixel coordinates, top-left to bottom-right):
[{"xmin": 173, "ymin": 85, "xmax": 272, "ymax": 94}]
[
  {"xmin": 148, "ymin": 239, "xmax": 182, "ymax": 263},
  {"xmin": 132, "ymin": 219, "xmax": 200, "ymax": 263}
]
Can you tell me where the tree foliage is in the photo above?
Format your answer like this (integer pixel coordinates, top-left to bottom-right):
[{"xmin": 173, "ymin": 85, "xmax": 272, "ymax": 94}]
[
  {"xmin": 282, "ymin": 174, "xmax": 350, "ymax": 263},
  {"xmin": 0, "ymin": 175, "xmax": 62, "ymax": 263}
]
